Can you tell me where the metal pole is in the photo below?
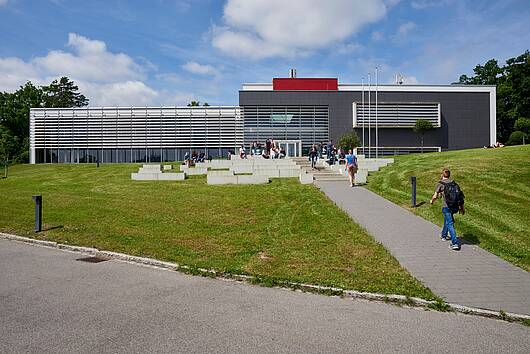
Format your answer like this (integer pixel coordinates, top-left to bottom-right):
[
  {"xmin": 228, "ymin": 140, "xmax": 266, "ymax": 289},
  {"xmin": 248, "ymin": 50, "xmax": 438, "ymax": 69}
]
[
  {"xmin": 32, "ymin": 195, "xmax": 42, "ymax": 232},
  {"xmin": 361, "ymin": 77, "xmax": 365, "ymax": 156},
  {"xmin": 375, "ymin": 66, "xmax": 379, "ymax": 159},
  {"xmin": 410, "ymin": 176, "xmax": 417, "ymax": 208},
  {"xmin": 368, "ymin": 73, "xmax": 371, "ymax": 159}
]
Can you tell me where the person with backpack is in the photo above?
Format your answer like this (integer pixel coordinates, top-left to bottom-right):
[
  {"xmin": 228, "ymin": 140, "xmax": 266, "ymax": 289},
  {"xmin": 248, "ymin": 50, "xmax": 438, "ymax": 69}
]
[
  {"xmin": 430, "ymin": 168, "xmax": 465, "ymax": 250},
  {"xmin": 308, "ymin": 145, "xmax": 318, "ymax": 169},
  {"xmin": 345, "ymin": 149, "xmax": 358, "ymax": 187}
]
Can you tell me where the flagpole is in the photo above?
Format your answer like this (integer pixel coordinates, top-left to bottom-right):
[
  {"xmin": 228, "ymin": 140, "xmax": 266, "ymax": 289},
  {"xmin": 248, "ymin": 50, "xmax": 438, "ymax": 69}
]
[
  {"xmin": 375, "ymin": 66, "xmax": 379, "ymax": 159},
  {"xmin": 368, "ymin": 73, "xmax": 371, "ymax": 159},
  {"xmin": 361, "ymin": 77, "xmax": 365, "ymax": 156}
]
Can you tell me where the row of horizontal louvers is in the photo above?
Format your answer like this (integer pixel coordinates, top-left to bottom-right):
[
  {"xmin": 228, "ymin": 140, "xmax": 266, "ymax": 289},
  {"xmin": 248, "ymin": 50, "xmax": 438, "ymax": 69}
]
[
  {"xmin": 355, "ymin": 103, "xmax": 440, "ymax": 128},
  {"xmin": 241, "ymin": 106, "xmax": 329, "ymax": 149},
  {"xmin": 30, "ymin": 107, "xmax": 244, "ymax": 148}
]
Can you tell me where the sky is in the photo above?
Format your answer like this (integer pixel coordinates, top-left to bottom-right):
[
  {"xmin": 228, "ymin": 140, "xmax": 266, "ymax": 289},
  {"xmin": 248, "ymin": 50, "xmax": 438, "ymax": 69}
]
[{"xmin": 0, "ymin": 0, "xmax": 529, "ymax": 106}]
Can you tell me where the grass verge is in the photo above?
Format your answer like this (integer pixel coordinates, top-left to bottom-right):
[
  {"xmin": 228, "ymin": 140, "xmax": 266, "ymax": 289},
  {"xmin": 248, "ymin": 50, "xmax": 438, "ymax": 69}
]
[
  {"xmin": 0, "ymin": 163, "xmax": 434, "ymax": 299},
  {"xmin": 365, "ymin": 145, "xmax": 530, "ymax": 271}
]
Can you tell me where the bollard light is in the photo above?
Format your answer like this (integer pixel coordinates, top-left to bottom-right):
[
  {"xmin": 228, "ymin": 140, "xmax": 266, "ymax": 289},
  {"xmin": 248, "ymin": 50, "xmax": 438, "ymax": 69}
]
[
  {"xmin": 410, "ymin": 176, "xmax": 417, "ymax": 208},
  {"xmin": 32, "ymin": 195, "xmax": 42, "ymax": 232}
]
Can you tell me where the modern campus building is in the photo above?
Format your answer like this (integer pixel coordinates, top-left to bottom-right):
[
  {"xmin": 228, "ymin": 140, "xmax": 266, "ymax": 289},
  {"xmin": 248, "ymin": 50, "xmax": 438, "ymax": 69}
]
[{"xmin": 30, "ymin": 76, "xmax": 496, "ymax": 164}]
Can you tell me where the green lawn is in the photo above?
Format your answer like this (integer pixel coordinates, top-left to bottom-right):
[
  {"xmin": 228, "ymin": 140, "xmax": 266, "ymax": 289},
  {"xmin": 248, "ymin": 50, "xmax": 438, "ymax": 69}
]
[
  {"xmin": 366, "ymin": 145, "xmax": 530, "ymax": 271},
  {"xmin": 0, "ymin": 163, "xmax": 433, "ymax": 299}
]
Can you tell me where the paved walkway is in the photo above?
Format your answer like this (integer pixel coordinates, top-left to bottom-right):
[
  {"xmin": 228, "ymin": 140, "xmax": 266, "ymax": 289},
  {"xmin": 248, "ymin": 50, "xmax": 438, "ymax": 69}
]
[
  {"xmin": 316, "ymin": 181, "xmax": 530, "ymax": 315},
  {"xmin": 2, "ymin": 239, "xmax": 529, "ymax": 353}
]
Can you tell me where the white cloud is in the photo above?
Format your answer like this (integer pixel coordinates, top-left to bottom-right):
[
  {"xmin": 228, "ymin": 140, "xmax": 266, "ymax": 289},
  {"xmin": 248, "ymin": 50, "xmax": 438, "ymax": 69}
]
[
  {"xmin": 411, "ymin": 0, "xmax": 451, "ymax": 9},
  {"xmin": 81, "ymin": 81, "xmax": 158, "ymax": 107},
  {"xmin": 385, "ymin": 0, "xmax": 402, "ymax": 8},
  {"xmin": 337, "ymin": 42, "xmax": 363, "ymax": 54},
  {"xmin": 182, "ymin": 61, "xmax": 217, "ymax": 75},
  {"xmin": 212, "ymin": 0, "xmax": 387, "ymax": 59},
  {"xmin": 371, "ymin": 31, "xmax": 384, "ymax": 41},
  {"xmin": 32, "ymin": 33, "xmax": 144, "ymax": 83},
  {"xmin": 0, "ymin": 0, "xmax": 9, "ymax": 7},
  {"xmin": 0, "ymin": 33, "xmax": 199, "ymax": 106},
  {"xmin": 397, "ymin": 21, "xmax": 416, "ymax": 36}
]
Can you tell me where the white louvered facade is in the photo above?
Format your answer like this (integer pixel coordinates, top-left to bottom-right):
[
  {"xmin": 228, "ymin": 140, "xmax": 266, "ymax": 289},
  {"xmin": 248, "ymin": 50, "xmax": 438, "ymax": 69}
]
[
  {"xmin": 30, "ymin": 106, "xmax": 243, "ymax": 163},
  {"xmin": 353, "ymin": 102, "xmax": 441, "ymax": 128}
]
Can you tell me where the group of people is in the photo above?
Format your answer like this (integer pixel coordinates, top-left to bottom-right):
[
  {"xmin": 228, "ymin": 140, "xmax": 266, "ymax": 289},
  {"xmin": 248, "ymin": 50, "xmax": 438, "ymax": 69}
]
[
  {"xmin": 239, "ymin": 139, "xmax": 286, "ymax": 159},
  {"xmin": 483, "ymin": 141, "xmax": 505, "ymax": 149},
  {"xmin": 183, "ymin": 151, "xmax": 212, "ymax": 166}
]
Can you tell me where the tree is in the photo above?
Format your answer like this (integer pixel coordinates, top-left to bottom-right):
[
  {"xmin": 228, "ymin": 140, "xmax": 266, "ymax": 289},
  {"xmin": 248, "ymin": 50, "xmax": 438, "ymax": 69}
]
[
  {"xmin": 507, "ymin": 131, "xmax": 526, "ymax": 145},
  {"xmin": 413, "ymin": 119, "xmax": 434, "ymax": 153},
  {"xmin": 0, "ymin": 82, "xmax": 43, "ymax": 163},
  {"xmin": 514, "ymin": 117, "xmax": 530, "ymax": 134},
  {"xmin": 187, "ymin": 100, "xmax": 210, "ymax": 107},
  {"xmin": 513, "ymin": 117, "xmax": 530, "ymax": 144},
  {"xmin": 0, "ymin": 126, "xmax": 16, "ymax": 177},
  {"xmin": 338, "ymin": 131, "xmax": 360, "ymax": 152},
  {"xmin": 42, "ymin": 77, "xmax": 89, "ymax": 108},
  {"xmin": 0, "ymin": 77, "xmax": 88, "ymax": 163}
]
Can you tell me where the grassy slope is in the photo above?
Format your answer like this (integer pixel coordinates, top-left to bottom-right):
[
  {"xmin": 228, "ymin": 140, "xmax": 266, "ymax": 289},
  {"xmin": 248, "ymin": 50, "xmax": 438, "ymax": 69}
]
[
  {"xmin": 366, "ymin": 145, "xmax": 530, "ymax": 271},
  {"xmin": 0, "ymin": 163, "xmax": 433, "ymax": 299}
]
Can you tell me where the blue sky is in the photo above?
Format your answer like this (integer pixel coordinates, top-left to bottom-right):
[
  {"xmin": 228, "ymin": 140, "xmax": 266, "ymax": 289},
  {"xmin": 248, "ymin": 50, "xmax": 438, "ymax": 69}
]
[{"xmin": 0, "ymin": 0, "xmax": 529, "ymax": 106}]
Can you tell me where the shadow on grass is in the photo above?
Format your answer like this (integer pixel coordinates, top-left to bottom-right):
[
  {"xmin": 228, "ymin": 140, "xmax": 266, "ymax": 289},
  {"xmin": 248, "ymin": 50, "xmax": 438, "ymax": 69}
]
[
  {"xmin": 460, "ymin": 232, "xmax": 480, "ymax": 245},
  {"xmin": 42, "ymin": 225, "xmax": 64, "ymax": 232}
]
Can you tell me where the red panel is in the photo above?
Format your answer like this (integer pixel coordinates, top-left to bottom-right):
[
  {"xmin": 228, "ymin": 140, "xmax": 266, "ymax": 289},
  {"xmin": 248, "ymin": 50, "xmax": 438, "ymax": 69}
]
[{"xmin": 273, "ymin": 78, "xmax": 338, "ymax": 91}]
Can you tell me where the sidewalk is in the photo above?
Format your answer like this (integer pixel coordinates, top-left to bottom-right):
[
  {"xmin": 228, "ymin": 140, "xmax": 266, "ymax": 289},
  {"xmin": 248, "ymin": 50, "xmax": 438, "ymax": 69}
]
[{"xmin": 316, "ymin": 181, "xmax": 530, "ymax": 315}]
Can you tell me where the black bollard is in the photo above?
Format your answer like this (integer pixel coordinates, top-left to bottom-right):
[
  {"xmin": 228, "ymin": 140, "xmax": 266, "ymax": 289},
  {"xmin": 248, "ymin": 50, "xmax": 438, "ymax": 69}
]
[
  {"xmin": 410, "ymin": 176, "xmax": 417, "ymax": 208},
  {"xmin": 32, "ymin": 195, "xmax": 42, "ymax": 232}
]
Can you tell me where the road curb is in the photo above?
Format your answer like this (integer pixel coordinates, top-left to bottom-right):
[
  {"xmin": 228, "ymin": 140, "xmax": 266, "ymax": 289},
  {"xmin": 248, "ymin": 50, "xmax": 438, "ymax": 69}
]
[{"xmin": 2, "ymin": 232, "xmax": 529, "ymax": 324}]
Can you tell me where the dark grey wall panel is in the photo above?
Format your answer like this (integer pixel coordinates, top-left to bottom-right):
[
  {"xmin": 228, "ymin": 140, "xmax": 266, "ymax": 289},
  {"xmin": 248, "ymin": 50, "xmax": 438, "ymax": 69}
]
[{"xmin": 239, "ymin": 90, "xmax": 491, "ymax": 150}]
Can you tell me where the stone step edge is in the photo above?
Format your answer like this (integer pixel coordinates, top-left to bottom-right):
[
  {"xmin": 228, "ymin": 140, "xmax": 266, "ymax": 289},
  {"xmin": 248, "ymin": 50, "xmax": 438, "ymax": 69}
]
[{"xmin": 1, "ymin": 232, "xmax": 528, "ymax": 324}]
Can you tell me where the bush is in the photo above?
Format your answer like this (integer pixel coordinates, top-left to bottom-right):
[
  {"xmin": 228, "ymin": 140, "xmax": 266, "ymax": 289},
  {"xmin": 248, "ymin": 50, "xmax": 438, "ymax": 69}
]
[
  {"xmin": 338, "ymin": 131, "xmax": 360, "ymax": 152},
  {"xmin": 507, "ymin": 131, "xmax": 527, "ymax": 145},
  {"xmin": 514, "ymin": 118, "xmax": 530, "ymax": 134}
]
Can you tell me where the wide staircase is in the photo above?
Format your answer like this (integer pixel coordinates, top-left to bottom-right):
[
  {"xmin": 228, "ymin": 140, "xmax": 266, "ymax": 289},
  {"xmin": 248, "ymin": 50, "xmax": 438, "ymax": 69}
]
[{"xmin": 292, "ymin": 157, "xmax": 349, "ymax": 182}]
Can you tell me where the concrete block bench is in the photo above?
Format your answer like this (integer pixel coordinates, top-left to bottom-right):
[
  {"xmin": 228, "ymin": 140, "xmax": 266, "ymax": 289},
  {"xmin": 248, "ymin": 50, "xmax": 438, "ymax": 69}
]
[
  {"xmin": 279, "ymin": 169, "xmax": 301, "ymax": 177},
  {"xmin": 132, "ymin": 172, "xmax": 184, "ymax": 181},
  {"xmin": 131, "ymin": 172, "xmax": 160, "ymax": 180},
  {"xmin": 158, "ymin": 173, "xmax": 185, "ymax": 180},
  {"xmin": 299, "ymin": 173, "xmax": 314, "ymax": 184},
  {"xmin": 231, "ymin": 165, "xmax": 254, "ymax": 174},
  {"xmin": 236, "ymin": 175, "xmax": 269, "ymax": 184},
  {"xmin": 182, "ymin": 167, "xmax": 208, "ymax": 175},
  {"xmin": 252, "ymin": 169, "xmax": 280, "ymax": 178},
  {"xmin": 142, "ymin": 164, "xmax": 161, "ymax": 170},
  {"xmin": 207, "ymin": 175, "xmax": 237, "ymax": 185},
  {"xmin": 207, "ymin": 170, "xmax": 234, "ymax": 177}
]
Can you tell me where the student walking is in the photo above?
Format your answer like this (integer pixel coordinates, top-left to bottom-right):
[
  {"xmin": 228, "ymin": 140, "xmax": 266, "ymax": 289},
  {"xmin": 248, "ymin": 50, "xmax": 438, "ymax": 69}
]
[
  {"xmin": 345, "ymin": 149, "xmax": 358, "ymax": 187},
  {"xmin": 309, "ymin": 145, "xmax": 318, "ymax": 169},
  {"xmin": 430, "ymin": 168, "xmax": 465, "ymax": 250}
]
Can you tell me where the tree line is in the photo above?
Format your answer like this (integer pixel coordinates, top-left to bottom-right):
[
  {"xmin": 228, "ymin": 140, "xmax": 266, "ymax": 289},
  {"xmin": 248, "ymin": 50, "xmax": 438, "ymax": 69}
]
[{"xmin": 0, "ymin": 77, "xmax": 89, "ymax": 167}]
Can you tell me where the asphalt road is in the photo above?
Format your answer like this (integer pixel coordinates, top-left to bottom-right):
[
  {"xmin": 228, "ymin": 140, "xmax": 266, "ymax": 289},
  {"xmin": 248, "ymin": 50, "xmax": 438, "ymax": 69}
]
[{"xmin": 1, "ymin": 239, "xmax": 529, "ymax": 354}]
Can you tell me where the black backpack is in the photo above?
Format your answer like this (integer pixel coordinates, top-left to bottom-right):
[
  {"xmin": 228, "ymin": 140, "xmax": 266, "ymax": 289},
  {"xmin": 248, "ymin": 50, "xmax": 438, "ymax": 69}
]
[{"xmin": 441, "ymin": 181, "xmax": 465, "ymax": 213}]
